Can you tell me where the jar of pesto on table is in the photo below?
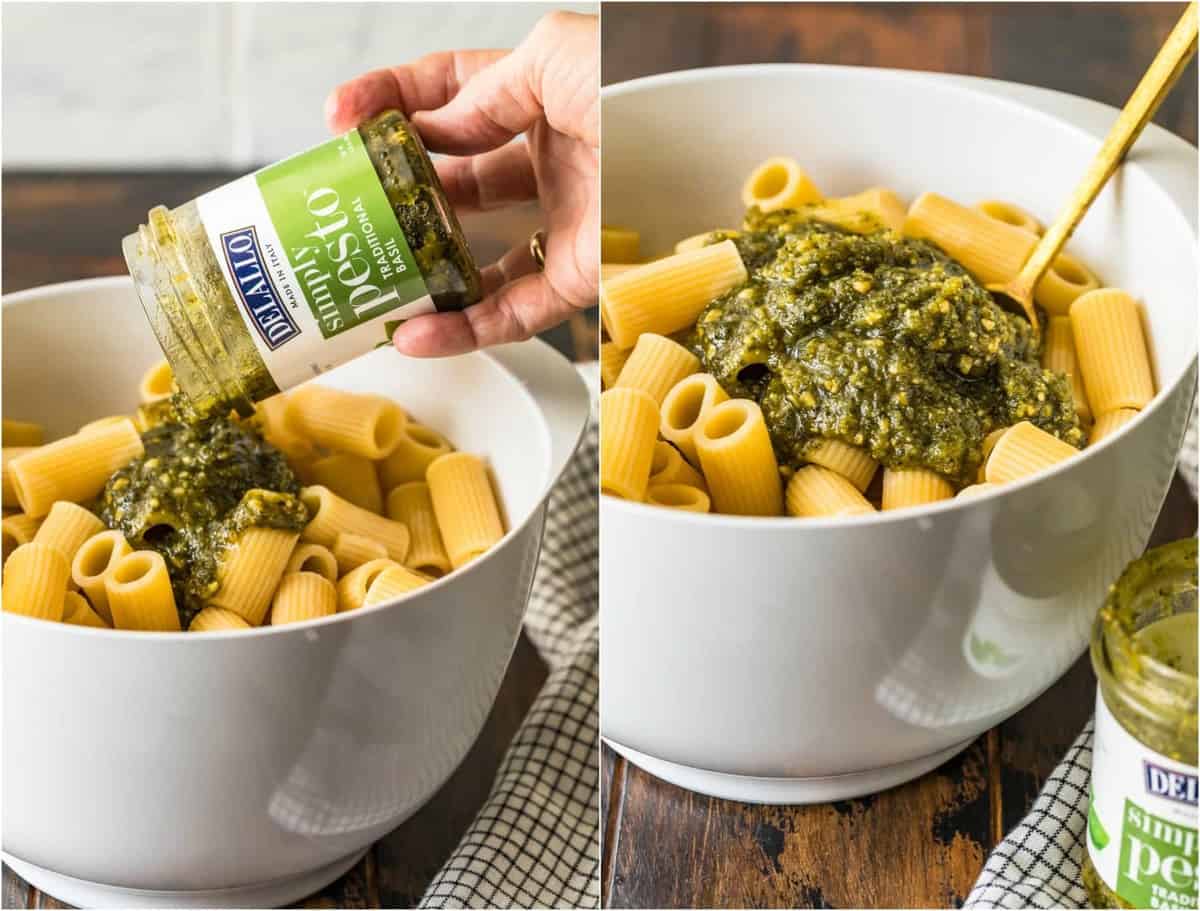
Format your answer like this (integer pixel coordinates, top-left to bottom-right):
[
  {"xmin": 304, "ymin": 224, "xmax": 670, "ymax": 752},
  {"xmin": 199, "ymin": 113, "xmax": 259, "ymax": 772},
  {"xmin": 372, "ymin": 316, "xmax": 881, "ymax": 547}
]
[
  {"xmin": 1084, "ymin": 538, "xmax": 1197, "ymax": 909},
  {"xmin": 123, "ymin": 110, "xmax": 482, "ymax": 419}
]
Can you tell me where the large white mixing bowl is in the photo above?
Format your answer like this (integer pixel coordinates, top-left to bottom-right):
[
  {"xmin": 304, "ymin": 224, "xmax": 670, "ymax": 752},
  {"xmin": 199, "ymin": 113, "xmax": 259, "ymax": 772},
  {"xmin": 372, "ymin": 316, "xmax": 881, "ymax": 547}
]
[
  {"xmin": 2, "ymin": 276, "xmax": 590, "ymax": 906},
  {"xmin": 600, "ymin": 65, "xmax": 1197, "ymax": 803}
]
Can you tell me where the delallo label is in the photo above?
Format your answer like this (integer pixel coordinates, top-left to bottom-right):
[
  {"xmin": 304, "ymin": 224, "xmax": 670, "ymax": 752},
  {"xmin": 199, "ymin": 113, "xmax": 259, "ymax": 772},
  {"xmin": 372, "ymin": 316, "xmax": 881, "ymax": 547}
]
[
  {"xmin": 195, "ymin": 129, "xmax": 434, "ymax": 390},
  {"xmin": 1088, "ymin": 691, "xmax": 1198, "ymax": 909}
]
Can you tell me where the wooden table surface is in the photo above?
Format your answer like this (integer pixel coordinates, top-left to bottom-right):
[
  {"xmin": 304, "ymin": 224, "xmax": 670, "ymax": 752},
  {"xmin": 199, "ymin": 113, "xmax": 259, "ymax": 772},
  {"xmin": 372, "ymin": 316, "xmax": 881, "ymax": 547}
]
[
  {"xmin": 0, "ymin": 174, "xmax": 596, "ymax": 909},
  {"xmin": 600, "ymin": 3, "xmax": 1197, "ymax": 908}
]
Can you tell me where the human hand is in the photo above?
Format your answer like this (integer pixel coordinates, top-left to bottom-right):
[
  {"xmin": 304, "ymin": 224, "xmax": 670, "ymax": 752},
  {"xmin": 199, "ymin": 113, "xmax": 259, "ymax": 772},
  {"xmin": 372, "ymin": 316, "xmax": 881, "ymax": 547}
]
[{"xmin": 326, "ymin": 11, "xmax": 599, "ymax": 357}]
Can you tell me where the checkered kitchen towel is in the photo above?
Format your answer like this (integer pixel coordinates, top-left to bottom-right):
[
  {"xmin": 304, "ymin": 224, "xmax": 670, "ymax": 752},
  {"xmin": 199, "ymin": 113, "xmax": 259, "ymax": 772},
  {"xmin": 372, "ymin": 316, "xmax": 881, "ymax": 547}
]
[
  {"xmin": 967, "ymin": 401, "xmax": 1197, "ymax": 909},
  {"xmin": 420, "ymin": 367, "xmax": 600, "ymax": 909}
]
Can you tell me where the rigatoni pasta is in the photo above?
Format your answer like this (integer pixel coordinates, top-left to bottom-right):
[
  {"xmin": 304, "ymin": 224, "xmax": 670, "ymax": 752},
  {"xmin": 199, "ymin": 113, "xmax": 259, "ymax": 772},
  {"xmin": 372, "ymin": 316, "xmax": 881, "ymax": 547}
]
[
  {"xmin": 189, "ymin": 607, "xmax": 252, "ymax": 632},
  {"xmin": 1070, "ymin": 289, "xmax": 1155, "ymax": 414},
  {"xmin": 660, "ymin": 373, "xmax": 729, "ymax": 467},
  {"xmin": 307, "ymin": 452, "xmax": 383, "ymax": 514},
  {"xmin": 300, "ymin": 485, "xmax": 410, "ymax": 563},
  {"xmin": 1035, "ymin": 252, "xmax": 1100, "ymax": 316},
  {"xmin": 803, "ymin": 439, "xmax": 878, "ymax": 493},
  {"xmin": 648, "ymin": 441, "xmax": 707, "ymax": 491},
  {"xmin": 284, "ymin": 542, "xmax": 339, "ymax": 582},
  {"xmin": 645, "ymin": 483, "xmax": 711, "ymax": 513},
  {"xmin": 694, "ymin": 399, "xmax": 783, "ymax": 516},
  {"xmin": 2, "ymin": 513, "xmax": 42, "ymax": 563},
  {"xmin": 786, "ymin": 466, "xmax": 875, "ymax": 518},
  {"xmin": 208, "ymin": 527, "xmax": 298, "ymax": 626},
  {"xmin": 599, "ymin": 388, "xmax": 659, "ymax": 501},
  {"xmin": 270, "ymin": 572, "xmax": 337, "ymax": 626},
  {"xmin": 105, "ymin": 550, "xmax": 181, "ymax": 632},
  {"xmin": 903, "ymin": 192, "xmax": 1038, "ymax": 285},
  {"xmin": 3, "ymin": 543, "xmax": 70, "ymax": 620},
  {"xmin": 1090, "ymin": 408, "xmax": 1139, "ymax": 445},
  {"xmin": 600, "ymin": 342, "xmax": 632, "ymax": 389},
  {"xmin": 1042, "ymin": 316, "xmax": 1093, "ymax": 424},
  {"xmin": 336, "ymin": 558, "xmax": 401, "ymax": 612},
  {"xmin": 613, "ymin": 333, "xmax": 700, "ymax": 405},
  {"xmin": 741, "ymin": 157, "xmax": 822, "ymax": 211},
  {"xmin": 386, "ymin": 482, "xmax": 452, "ymax": 576},
  {"xmin": 139, "ymin": 359, "xmax": 175, "ymax": 403},
  {"xmin": 378, "ymin": 423, "xmax": 454, "ymax": 491},
  {"xmin": 332, "ymin": 532, "xmax": 389, "ymax": 575},
  {"xmin": 362, "ymin": 564, "xmax": 431, "ymax": 606},
  {"xmin": 71, "ymin": 529, "xmax": 132, "ymax": 625},
  {"xmin": 984, "ymin": 422, "xmax": 1079, "ymax": 484},
  {"xmin": 427, "ymin": 453, "xmax": 506, "ymax": 570},
  {"xmin": 975, "ymin": 200, "xmax": 1043, "ymax": 235},
  {"xmin": 801, "ymin": 188, "xmax": 906, "ymax": 234},
  {"xmin": 33, "ymin": 501, "xmax": 106, "ymax": 566},
  {"xmin": 2, "ymin": 448, "xmax": 35, "ymax": 508},
  {"xmin": 881, "ymin": 469, "xmax": 955, "ymax": 511},
  {"xmin": 62, "ymin": 591, "xmax": 110, "ymax": 628},
  {"xmin": 284, "ymin": 385, "xmax": 406, "ymax": 459}
]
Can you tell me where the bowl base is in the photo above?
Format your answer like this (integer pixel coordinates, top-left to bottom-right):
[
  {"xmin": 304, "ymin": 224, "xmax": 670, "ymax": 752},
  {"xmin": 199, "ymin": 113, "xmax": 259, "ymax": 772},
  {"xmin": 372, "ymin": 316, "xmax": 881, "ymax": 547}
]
[
  {"xmin": 2, "ymin": 848, "xmax": 368, "ymax": 909},
  {"xmin": 605, "ymin": 737, "xmax": 974, "ymax": 804}
]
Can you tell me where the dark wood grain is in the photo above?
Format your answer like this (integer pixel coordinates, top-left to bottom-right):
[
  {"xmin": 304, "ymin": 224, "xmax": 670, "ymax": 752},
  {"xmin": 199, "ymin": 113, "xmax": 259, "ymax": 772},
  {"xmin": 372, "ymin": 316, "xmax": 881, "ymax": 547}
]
[
  {"xmin": 601, "ymin": 3, "xmax": 1197, "ymax": 908},
  {"xmin": 2, "ymin": 864, "xmax": 31, "ymax": 910}
]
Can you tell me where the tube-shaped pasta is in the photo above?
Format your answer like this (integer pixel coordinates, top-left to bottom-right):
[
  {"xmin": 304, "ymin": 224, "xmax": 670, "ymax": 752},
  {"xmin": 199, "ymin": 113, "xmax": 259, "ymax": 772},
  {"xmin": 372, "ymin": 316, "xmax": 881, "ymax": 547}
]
[
  {"xmin": 805, "ymin": 188, "xmax": 906, "ymax": 234},
  {"xmin": 601, "ymin": 225, "xmax": 641, "ymax": 263},
  {"xmin": 1042, "ymin": 316, "xmax": 1093, "ymax": 423},
  {"xmin": 695, "ymin": 399, "xmax": 783, "ymax": 516},
  {"xmin": 601, "ymin": 263, "xmax": 638, "ymax": 282},
  {"xmin": 648, "ymin": 441, "xmax": 707, "ymax": 491},
  {"xmin": 881, "ymin": 469, "xmax": 954, "ymax": 511},
  {"xmin": 985, "ymin": 422, "xmax": 1079, "ymax": 484},
  {"xmin": 139, "ymin": 359, "xmax": 175, "ymax": 403},
  {"xmin": 741, "ymin": 157, "xmax": 823, "ymax": 212},
  {"xmin": 284, "ymin": 385, "xmax": 406, "ymax": 459},
  {"xmin": 804, "ymin": 439, "xmax": 878, "ymax": 492},
  {"xmin": 62, "ymin": 590, "xmax": 110, "ymax": 628},
  {"xmin": 3, "ymin": 420, "xmax": 43, "ymax": 447},
  {"xmin": 977, "ymin": 427, "xmax": 1010, "ymax": 483},
  {"xmin": 646, "ymin": 483, "xmax": 711, "ymax": 513},
  {"xmin": 601, "ymin": 241, "xmax": 748, "ymax": 349},
  {"xmin": 2, "ymin": 447, "xmax": 35, "ymax": 508},
  {"xmin": 8, "ymin": 418, "xmax": 143, "ymax": 518},
  {"xmin": 270, "ymin": 571, "xmax": 338, "ymax": 625},
  {"xmin": 307, "ymin": 452, "xmax": 383, "ymax": 514},
  {"xmin": 675, "ymin": 230, "xmax": 737, "ymax": 255},
  {"xmin": 377, "ymin": 422, "xmax": 454, "ymax": 491},
  {"xmin": 71, "ymin": 529, "xmax": 132, "ymax": 625},
  {"xmin": 332, "ymin": 532, "xmax": 389, "ymax": 575},
  {"xmin": 209, "ymin": 527, "xmax": 299, "ymax": 626},
  {"xmin": 1090, "ymin": 408, "xmax": 1139, "ymax": 445},
  {"xmin": 599, "ymin": 388, "xmax": 659, "ymax": 501},
  {"xmin": 975, "ymin": 200, "xmax": 1043, "ymax": 235},
  {"xmin": 386, "ymin": 481, "xmax": 452, "ymax": 576},
  {"xmin": 105, "ymin": 550, "xmax": 181, "ymax": 632},
  {"xmin": 613, "ymin": 333, "xmax": 700, "ymax": 405},
  {"xmin": 78, "ymin": 416, "xmax": 134, "ymax": 435},
  {"xmin": 903, "ymin": 192, "xmax": 1038, "ymax": 285},
  {"xmin": 427, "ymin": 453, "xmax": 506, "ymax": 569},
  {"xmin": 33, "ymin": 501, "xmax": 105, "ymax": 566},
  {"xmin": 337, "ymin": 558, "xmax": 401, "ymax": 612},
  {"xmin": 1070, "ymin": 289, "xmax": 1155, "ymax": 414},
  {"xmin": 3, "ymin": 543, "xmax": 69, "ymax": 620},
  {"xmin": 2, "ymin": 513, "xmax": 42, "ymax": 564},
  {"xmin": 786, "ymin": 466, "xmax": 875, "ymax": 518},
  {"xmin": 255, "ymin": 394, "xmax": 316, "ymax": 462},
  {"xmin": 300, "ymin": 485, "xmax": 410, "ymax": 563},
  {"xmin": 189, "ymin": 607, "xmax": 251, "ymax": 632},
  {"xmin": 284, "ymin": 542, "xmax": 338, "ymax": 582},
  {"xmin": 600, "ymin": 342, "xmax": 632, "ymax": 389},
  {"xmin": 363, "ymin": 564, "xmax": 431, "ymax": 606},
  {"xmin": 1035, "ymin": 252, "xmax": 1099, "ymax": 316},
  {"xmin": 957, "ymin": 483, "xmax": 999, "ymax": 500},
  {"xmin": 660, "ymin": 373, "xmax": 730, "ymax": 467}
]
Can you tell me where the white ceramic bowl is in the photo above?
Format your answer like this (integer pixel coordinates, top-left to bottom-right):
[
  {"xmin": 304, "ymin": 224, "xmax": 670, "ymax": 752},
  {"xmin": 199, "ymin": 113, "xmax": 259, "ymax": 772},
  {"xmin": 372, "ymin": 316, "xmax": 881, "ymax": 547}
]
[
  {"xmin": 600, "ymin": 65, "xmax": 1198, "ymax": 803},
  {"xmin": 1, "ymin": 276, "xmax": 590, "ymax": 907}
]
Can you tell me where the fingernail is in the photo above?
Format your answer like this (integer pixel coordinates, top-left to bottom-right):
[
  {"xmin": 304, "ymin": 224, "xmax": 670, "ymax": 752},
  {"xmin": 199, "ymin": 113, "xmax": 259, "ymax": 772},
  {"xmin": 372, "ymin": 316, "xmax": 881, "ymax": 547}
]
[{"xmin": 323, "ymin": 90, "xmax": 341, "ymax": 130}]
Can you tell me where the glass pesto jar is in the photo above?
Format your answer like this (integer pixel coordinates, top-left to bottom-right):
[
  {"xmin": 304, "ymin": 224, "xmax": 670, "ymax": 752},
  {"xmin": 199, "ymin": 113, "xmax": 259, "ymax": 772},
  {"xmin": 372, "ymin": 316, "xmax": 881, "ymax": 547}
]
[
  {"xmin": 1083, "ymin": 538, "xmax": 1198, "ymax": 910},
  {"xmin": 123, "ymin": 110, "xmax": 482, "ymax": 419}
]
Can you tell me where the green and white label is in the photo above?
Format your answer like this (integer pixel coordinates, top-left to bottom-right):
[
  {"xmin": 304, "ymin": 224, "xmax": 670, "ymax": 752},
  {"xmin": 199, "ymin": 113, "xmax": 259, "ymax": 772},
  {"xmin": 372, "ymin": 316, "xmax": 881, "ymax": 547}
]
[
  {"xmin": 1089, "ymin": 691, "xmax": 1198, "ymax": 909},
  {"xmin": 196, "ymin": 130, "xmax": 432, "ymax": 389}
]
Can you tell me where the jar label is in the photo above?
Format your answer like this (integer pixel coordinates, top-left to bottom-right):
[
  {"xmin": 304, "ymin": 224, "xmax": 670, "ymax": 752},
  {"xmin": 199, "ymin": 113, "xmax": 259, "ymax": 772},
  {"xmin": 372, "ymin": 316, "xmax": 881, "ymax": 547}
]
[
  {"xmin": 1088, "ymin": 690, "xmax": 1198, "ymax": 909},
  {"xmin": 196, "ymin": 129, "xmax": 433, "ymax": 390}
]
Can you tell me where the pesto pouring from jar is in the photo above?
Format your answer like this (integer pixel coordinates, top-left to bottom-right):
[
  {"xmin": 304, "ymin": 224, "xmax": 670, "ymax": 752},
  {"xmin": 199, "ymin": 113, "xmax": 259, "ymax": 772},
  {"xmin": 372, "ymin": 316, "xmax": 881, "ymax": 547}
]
[{"xmin": 123, "ymin": 111, "xmax": 482, "ymax": 420}]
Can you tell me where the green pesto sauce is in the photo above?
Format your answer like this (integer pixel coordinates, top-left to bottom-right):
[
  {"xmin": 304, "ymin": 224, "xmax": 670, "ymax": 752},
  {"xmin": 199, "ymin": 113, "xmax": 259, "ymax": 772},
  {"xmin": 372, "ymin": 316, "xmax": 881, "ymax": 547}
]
[
  {"xmin": 688, "ymin": 210, "xmax": 1084, "ymax": 484},
  {"xmin": 98, "ymin": 416, "xmax": 307, "ymax": 625}
]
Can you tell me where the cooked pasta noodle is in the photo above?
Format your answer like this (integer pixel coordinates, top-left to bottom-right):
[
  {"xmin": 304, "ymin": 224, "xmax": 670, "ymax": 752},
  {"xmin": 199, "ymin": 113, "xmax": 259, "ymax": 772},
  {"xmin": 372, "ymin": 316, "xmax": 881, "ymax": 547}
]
[
  {"xmin": 71, "ymin": 529, "xmax": 132, "ymax": 625},
  {"xmin": 62, "ymin": 590, "xmax": 110, "ymax": 628},
  {"xmin": 903, "ymin": 192, "xmax": 1038, "ymax": 285},
  {"xmin": 613, "ymin": 333, "xmax": 700, "ymax": 404},
  {"xmin": 675, "ymin": 230, "xmax": 737, "ymax": 255},
  {"xmin": 648, "ymin": 441, "xmax": 707, "ymax": 491},
  {"xmin": 270, "ymin": 571, "xmax": 337, "ymax": 625},
  {"xmin": 881, "ymin": 468, "xmax": 955, "ymax": 510},
  {"xmin": 284, "ymin": 542, "xmax": 338, "ymax": 582},
  {"xmin": 2, "ymin": 447, "xmax": 35, "ymax": 508},
  {"xmin": 336, "ymin": 558, "xmax": 401, "ymax": 612},
  {"xmin": 378, "ymin": 422, "xmax": 454, "ymax": 490},
  {"xmin": 1042, "ymin": 316, "xmax": 1093, "ymax": 423},
  {"xmin": 645, "ymin": 483, "xmax": 711, "ymax": 513},
  {"xmin": 208, "ymin": 526, "xmax": 298, "ymax": 626},
  {"xmin": 362, "ymin": 564, "xmax": 431, "ymax": 606},
  {"xmin": 660, "ymin": 373, "xmax": 730, "ymax": 467},
  {"xmin": 254, "ymin": 394, "xmax": 316, "ymax": 462},
  {"xmin": 105, "ymin": 550, "xmax": 180, "ymax": 631},
  {"xmin": 2, "ymin": 513, "xmax": 42, "ymax": 564},
  {"xmin": 1035, "ymin": 252, "xmax": 1099, "ymax": 316},
  {"xmin": 977, "ymin": 427, "xmax": 1010, "ymax": 483},
  {"xmin": 2, "ymin": 543, "xmax": 69, "ymax": 620},
  {"xmin": 600, "ymin": 241, "xmax": 748, "ymax": 349},
  {"xmin": 1090, "ymin": 408, "xmax": 1139, "ymax": 445},
  {"xmin": 33, "ymin": 501, "xmax": 105, "ymax": 568},
  {"xmin": 307, "ymin": 452, "xmax": 383, "ymax": 514},
  {"xmin": 695, "ymin": 399, "xmax": 783, "ymax": 516},
  {"xmin": 284, "ymin": 385, "xmax": 406, "ymax": 459},
  {"xmin": 300, "ymin": 485, "xmax": 410, "ymax": 563},
  {"xmin": 984, "ymin": 421, "xmax": 1078, "ymax": 484},
  {"xmin": 78, "ymin": 416, "xmax": 133, "ymax": 435},
  {"xmin": 386, "ymin": 481, "xmax": 452, "ymax": 576},
  {"xmin": 1070, "ymin": 289, "xmax": 1155, "ymax": 414},
  {"xmin": 8, "ymin": 418, "xmax": 143, "ymax": 517},
  {"xmin": 804, "ymin": 439, "xmax": 878, "ymax": 492},
  {"xmin": 2, "ymin": 420, "xmax": 43, "ymax": 447},
  {"xmin": 427, "ymin": 453, "xmax": 506, "ymax": 569},
  {"xmin": 139, "ymin": 359, "xmax": 175, "ymax": 403},
  {"xmin": 332, "ymin": 532, "xmax": 389, "ymax": 575},
  {"xmin": 956, "ymin": 483, "xmax": 999, "ymax": 500},
  {"xmin": 601, "ymin": 263, "xmax": 638, "ymax": 282},
  {"xmin": 601, "ymin": 225, "xmax": 641, "ymax": 263},
  {"xmin": 741, "ymin": 157, "xmax": 823, "ymax": 212},
  {"xmin": 785, "ymin": 466, "xmax": 874, "ymax": 518},
  {"xmin": 975, "ymin": 200, "xmax": 1043, "ymax": 235},
  {"xmin": 599, "ymin": 388, "xmax": 659, "ymax": 501},
  {"xmin": 189, "ymin": 607, "xmax": 251, "ymax": 632},
  {"xmin": 600, "ymin": 342, "xmax": 632, "ymax": 389},
  {"xmin": 803, "ymin": 187, "xmax": 906, "ymax": 234}
]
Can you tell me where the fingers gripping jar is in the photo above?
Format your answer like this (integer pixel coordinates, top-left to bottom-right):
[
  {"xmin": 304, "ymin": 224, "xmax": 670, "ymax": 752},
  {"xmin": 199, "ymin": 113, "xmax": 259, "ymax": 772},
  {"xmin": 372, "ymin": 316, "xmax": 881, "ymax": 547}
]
[
  {"xmin": 1083, "ymin": 539, "xmax": 1198, "ymax": 909},
  {"xmin": 123, "ymin": 110, "xmax": 482, "ymax": 419}
]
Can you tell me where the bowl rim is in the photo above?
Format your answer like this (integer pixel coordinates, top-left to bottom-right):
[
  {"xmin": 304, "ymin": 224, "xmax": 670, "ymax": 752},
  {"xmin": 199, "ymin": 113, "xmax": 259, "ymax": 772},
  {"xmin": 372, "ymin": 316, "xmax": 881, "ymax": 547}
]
[
  {"xmin": 2, "ymin": 275, "xmax": 591, "ymax": 638},
  {"xmin": 601, "ymin": 63, "xmax": 1199, "ymax": 529}
]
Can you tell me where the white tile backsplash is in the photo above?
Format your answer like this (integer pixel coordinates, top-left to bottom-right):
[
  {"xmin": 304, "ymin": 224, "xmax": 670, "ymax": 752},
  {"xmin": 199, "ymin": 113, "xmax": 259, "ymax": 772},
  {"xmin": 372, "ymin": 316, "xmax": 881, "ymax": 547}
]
[{"xmin": 2, "ymin": 1, "xmax": 597, "ymax": 169}]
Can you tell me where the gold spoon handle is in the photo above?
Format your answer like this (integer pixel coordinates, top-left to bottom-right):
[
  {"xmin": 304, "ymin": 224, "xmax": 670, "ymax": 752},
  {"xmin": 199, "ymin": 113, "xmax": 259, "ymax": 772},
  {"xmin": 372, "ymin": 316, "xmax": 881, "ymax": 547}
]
[{"xmin": 1014, "ymin": 1, "xmax": 1198, "ymax": 300}]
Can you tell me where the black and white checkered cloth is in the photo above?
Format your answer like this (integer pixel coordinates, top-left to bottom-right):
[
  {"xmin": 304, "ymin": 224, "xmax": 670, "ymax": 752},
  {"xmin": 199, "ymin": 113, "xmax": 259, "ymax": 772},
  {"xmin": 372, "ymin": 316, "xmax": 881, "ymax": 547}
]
[
  {"xmin": 419, "ymin": 398, "xmax": 600, "ymax": 909},
  {"xmin": 968, "ymin": 403, "xmax": 1197, "ymax": 909}
]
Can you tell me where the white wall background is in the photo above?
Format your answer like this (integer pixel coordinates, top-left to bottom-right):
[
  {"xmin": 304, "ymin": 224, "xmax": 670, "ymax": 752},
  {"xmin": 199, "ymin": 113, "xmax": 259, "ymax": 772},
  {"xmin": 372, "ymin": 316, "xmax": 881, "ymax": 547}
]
[{"xmin": 3, "ymin": 2, "xmax": 596, "ymax": 169}]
